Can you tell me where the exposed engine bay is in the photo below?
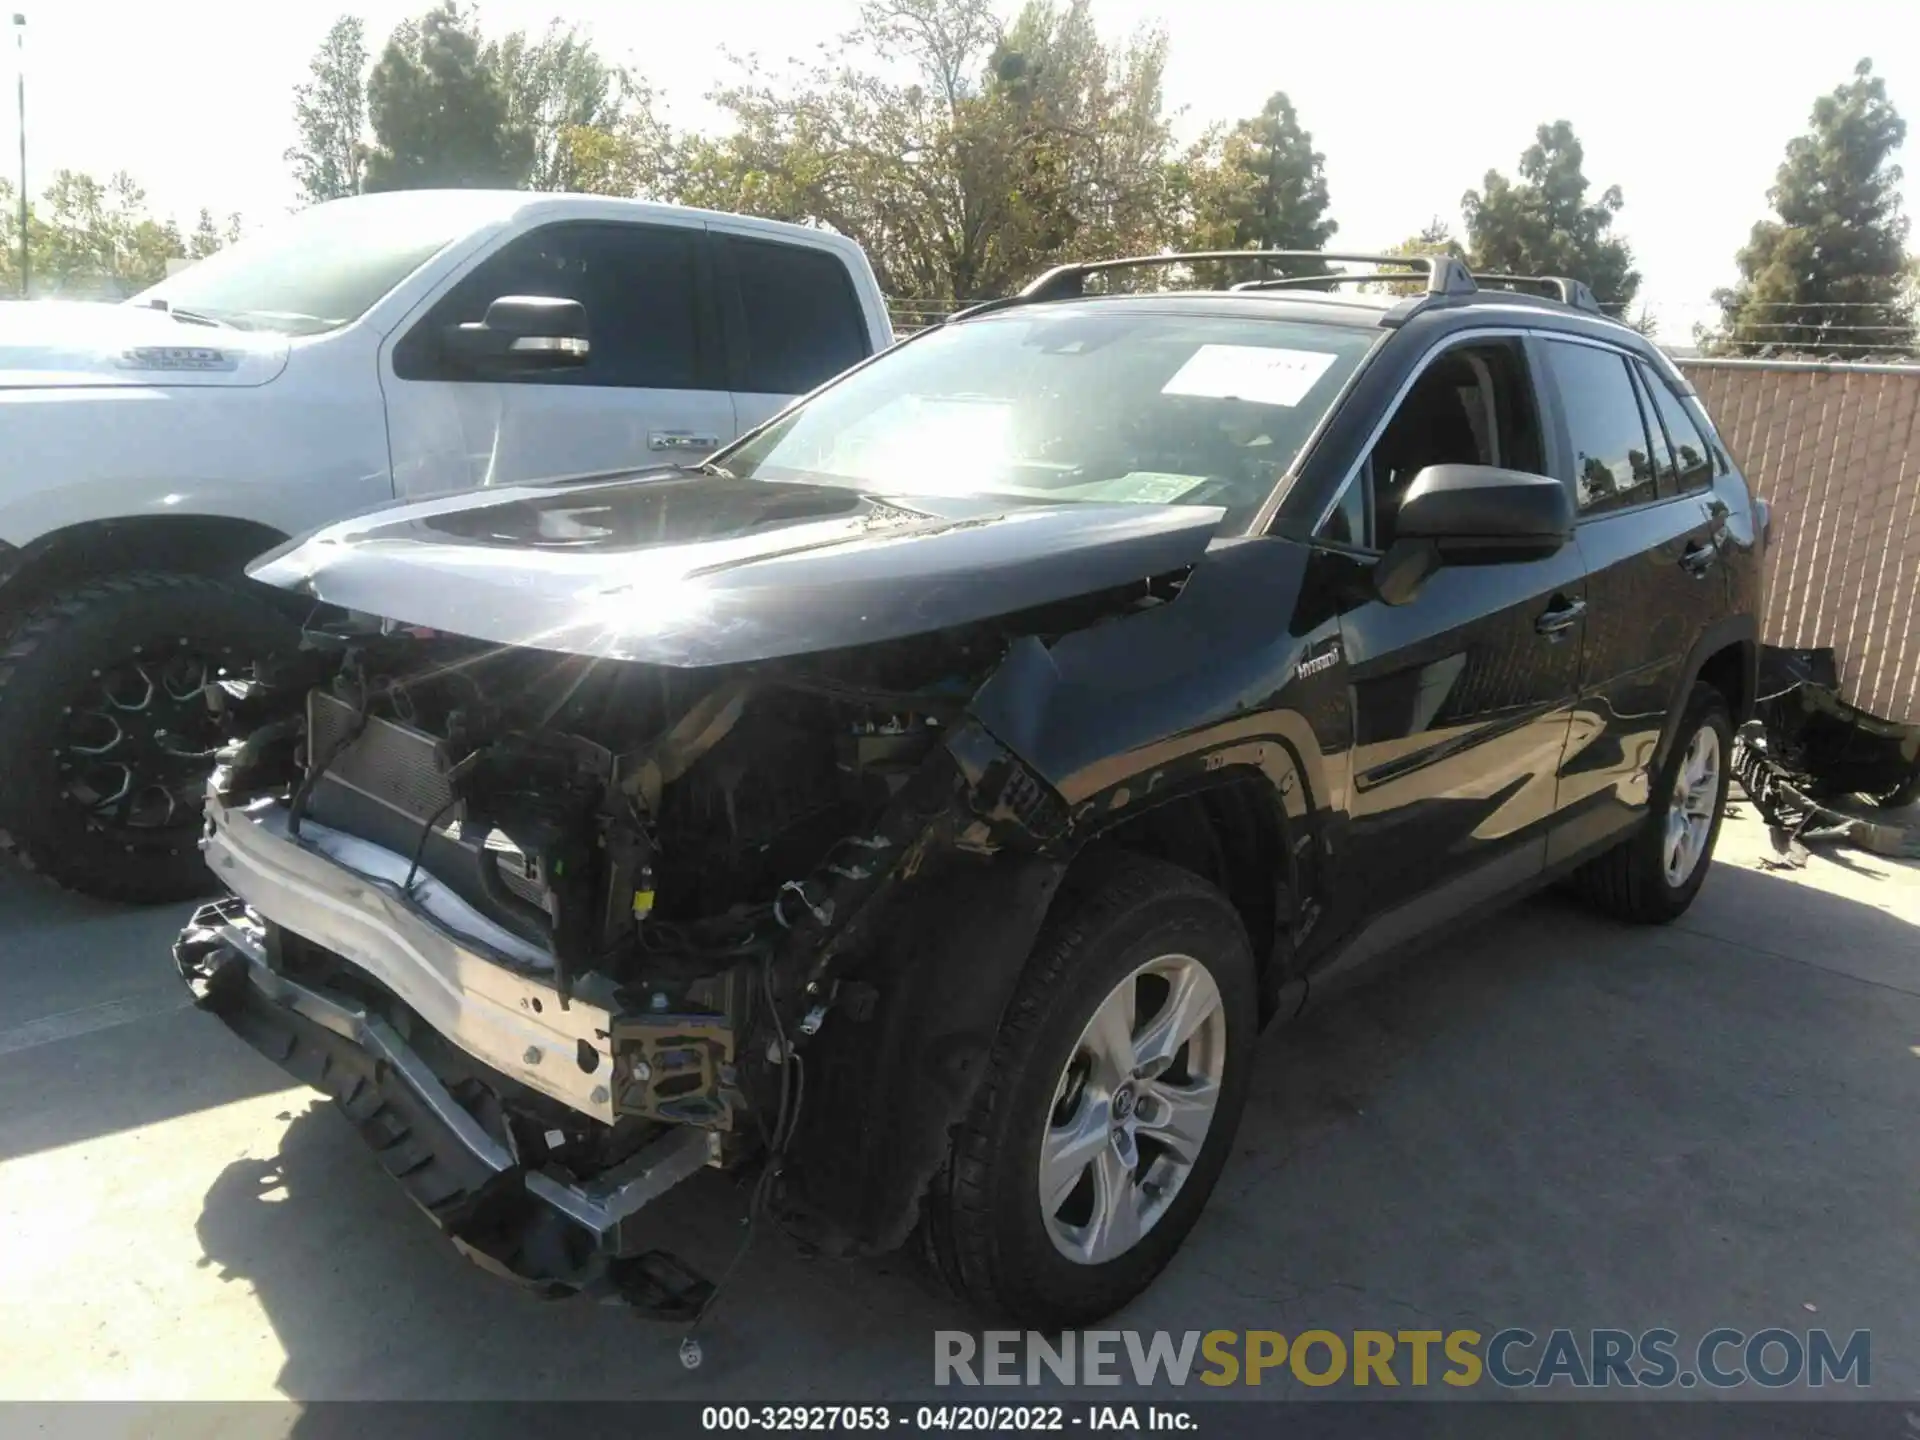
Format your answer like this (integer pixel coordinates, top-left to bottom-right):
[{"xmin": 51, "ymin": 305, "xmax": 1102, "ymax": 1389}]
[{"xmin": 174, "ymin": 581, "xmax": 1168, "ymax": 1303}]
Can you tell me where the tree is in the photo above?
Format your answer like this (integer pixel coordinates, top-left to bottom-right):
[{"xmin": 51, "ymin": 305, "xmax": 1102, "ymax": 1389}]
[
  {"xmin": 1194, "ymin": 91, "xmax": 1336, "ymax": 259},
  {"xmin": 680, "ymin": 0, "xmax": 1185, "ymax": 307},
  {"xmin": 487, "ymin": 22, "xmax": 668, "ymax": 194},
  {"xmin": 1712, "ymin": 60, "xmax": 1914, "ymax": 357},
  {"xmin": 1462, "ymin": 120, "xmax": 1640, "ymax": 312},
  {"xmin": 29, "ymin": 171, "xmax": 184, "ymax": 296},
  {"xmin": 364, "ymin": 3, "xmax": 532, "ymax": 192},
  {"xmin": 1364, "ymin": 217, "xmax": 1465, "ymax": 294},
  {"xmin": 286, "ymin": 15, "xmax": 370, "ymax": 206},
  {"xmin": 187, "ymin": 208, "xmax": 245, "ymax": 260}
]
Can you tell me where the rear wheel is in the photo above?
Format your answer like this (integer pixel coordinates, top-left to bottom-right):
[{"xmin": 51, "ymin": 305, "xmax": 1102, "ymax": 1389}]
[
  {"xmin": 923, "ymin": 854, "xmax": 1258, "ymax": 1327},
  {"xmin": 1573, "ymin": 683, "xmax": 1732, "ymax": 924},
  {"xmin": 0, "ymin": 573, "xmax": 297, "ymax": 904}
]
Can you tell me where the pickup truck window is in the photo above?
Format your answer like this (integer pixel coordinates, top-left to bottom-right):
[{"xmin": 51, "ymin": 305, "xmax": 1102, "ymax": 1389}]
[
  {"xmin": 393, "ymin": 221, "xmax": 720, "ymax": 391},
  {"xmin": 718, "ymin": 310, "xmax": 1376, "ymax": 534},
  {"xmin": 719, "ymin": 234, "xmax": 871, "ymax": 395},
  {"xmin": 130, "ymin": 194, "xmax": 472, "ymax": 336}
]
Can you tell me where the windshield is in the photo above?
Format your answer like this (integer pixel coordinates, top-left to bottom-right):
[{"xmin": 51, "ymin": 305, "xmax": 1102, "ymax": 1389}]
[
  {"xmin": 129, "ymin": 193, "xmax": 499, "ymax": 337},
  {"xmin": 718, "ymin": 308, "xmax": 1378, "ymax": 533}
]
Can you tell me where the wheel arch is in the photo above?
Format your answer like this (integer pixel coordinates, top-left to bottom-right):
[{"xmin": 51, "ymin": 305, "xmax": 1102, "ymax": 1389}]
[
  {"xmin": 0, "ymin": 514, "xmax": 294, "ymax": 622},
  {"xmin": 1059, "ymin": 765, "xmax": 1315, "ymax": 1020},
  {"xmin": 1657, "ymin": 614, "xmax": 1759, "ymax": 778}
]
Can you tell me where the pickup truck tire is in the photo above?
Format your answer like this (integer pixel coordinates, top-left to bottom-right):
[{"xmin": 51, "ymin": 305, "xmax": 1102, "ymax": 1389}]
[
  {"xmin": 1573, "ymin": 683, "xmax": 1733, "ymax": 925},
  {"xmin": 0, "ymin": 572, "xmax": 298, "ymax": 904},
  {"xmin": 922, "ymin": 853, "xmax": 1257, "ymax": 1328}
]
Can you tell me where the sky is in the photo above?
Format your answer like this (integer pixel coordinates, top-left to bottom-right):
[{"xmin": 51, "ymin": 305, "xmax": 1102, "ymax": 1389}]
[{"xmin": 5, "ymin": 0, "xmax": 1917, "ymax": 339}]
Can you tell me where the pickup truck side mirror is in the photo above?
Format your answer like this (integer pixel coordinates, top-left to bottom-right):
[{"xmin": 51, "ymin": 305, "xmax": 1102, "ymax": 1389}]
[
  {"xmin": 1373, "ymin": 463, "xmax": 1574, "ymax": 606},
  {"xmin": 441, "ymin": 296, "xmax": 590, "ymax": 374}
]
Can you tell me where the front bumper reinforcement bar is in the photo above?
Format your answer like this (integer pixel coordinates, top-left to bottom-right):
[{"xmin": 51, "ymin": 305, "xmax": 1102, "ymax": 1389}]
[{"xmin": 175, "ymin": 896, "xmax": 711, "ymax": 1295}]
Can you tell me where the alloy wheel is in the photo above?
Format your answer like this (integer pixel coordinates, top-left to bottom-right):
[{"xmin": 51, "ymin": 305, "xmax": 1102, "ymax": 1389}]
[
  {"xmin": 1663, "ymin": 724, "xmax": 1722, "ymax": 887},
  {"xmin": 1038, "ymin": 953, "xmax": 1227, "ymax": 1266}
]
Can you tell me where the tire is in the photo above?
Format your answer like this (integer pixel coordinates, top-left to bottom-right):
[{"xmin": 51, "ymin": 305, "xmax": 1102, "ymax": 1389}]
[
  {"xmin": 1573, "ymin": 683, "xmax": 1733, "ymax": 924},
  {"xmin": 923, "ymin": 852, "xmax": 1258, "ymax": 1327},
  {"xmin": 0, "ymin": 572, "xmax": 298, "ymax": 904}
]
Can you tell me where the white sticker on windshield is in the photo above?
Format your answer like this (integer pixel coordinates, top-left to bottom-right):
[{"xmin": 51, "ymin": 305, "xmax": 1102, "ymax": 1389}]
[{"xmin": 1161, "ymin": 344, "xmax": 1338, "ymax": 408}]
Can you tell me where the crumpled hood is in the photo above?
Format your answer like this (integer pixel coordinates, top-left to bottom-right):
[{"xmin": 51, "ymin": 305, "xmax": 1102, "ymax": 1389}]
[
  {"xmin": 249, "ymin": 470, "xmax": 1225, "ymax": 667},
  {"xmin": 0, "ymin": 302, "xmax": 291, "ymax": 389}
]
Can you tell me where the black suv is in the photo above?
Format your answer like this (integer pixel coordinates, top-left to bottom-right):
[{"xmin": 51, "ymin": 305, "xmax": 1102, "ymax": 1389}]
[{"xmin": 176, "ymin": 251, "xmax": 1764, "ymax": 1329}]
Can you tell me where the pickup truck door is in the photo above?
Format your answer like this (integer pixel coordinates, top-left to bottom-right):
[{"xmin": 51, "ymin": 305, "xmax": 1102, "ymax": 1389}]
[{"xmin": 380, "ymin": 217, "xmax": 737, "ymax": 498}]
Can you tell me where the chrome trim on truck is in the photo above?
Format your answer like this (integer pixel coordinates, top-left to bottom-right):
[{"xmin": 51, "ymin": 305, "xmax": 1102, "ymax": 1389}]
[{"xmin": 202, "ymin": 793, "xmax": 618, "ymax": 1123}]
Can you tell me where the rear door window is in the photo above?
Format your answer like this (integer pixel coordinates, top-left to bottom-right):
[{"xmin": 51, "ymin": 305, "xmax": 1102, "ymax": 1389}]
[
  {"xmin": 1634, "ymin": 360, "xmax": 1717, "ymax": 496},
  {"xmin": 719, "ymin": 235, "xmax": 871, "ymax": 396},
  {"xmin": 1540, "ymin": 340, "xmax": 1660, "ymax": 516}
]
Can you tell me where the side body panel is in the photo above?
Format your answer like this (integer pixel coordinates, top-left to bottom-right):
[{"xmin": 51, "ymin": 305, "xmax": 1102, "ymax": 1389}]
[{"xmin": 0, "ymin": 330, "xmax": 394, "ymax": 552}]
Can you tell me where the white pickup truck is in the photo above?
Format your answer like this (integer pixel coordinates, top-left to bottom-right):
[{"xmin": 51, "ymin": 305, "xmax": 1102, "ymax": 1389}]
[{"xmin": 0, "ymin": 190, "xmax": 893, "ymax": 902}]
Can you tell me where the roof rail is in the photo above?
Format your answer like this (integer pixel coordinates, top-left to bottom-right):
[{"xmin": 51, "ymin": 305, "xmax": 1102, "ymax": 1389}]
[
  {"xmin": 1016, "ymin": 250, "xmax": 1480, "ymax": 303},
  {"xmin": 1471, "ymin": 272, "xmax": 1602, "ymax": 314}
]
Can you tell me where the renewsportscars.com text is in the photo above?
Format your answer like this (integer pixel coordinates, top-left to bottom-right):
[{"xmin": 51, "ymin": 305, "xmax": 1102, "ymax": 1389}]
[{"xmin": 934, "ymin": 1327, "xmax": 1870, "ymax": 1390}]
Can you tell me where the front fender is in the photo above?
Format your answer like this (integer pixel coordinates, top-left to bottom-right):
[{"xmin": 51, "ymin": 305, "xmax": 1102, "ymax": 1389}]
[{"xmin": 779, "ymin": 847, "xmax": 1066, "ymax": 1255}]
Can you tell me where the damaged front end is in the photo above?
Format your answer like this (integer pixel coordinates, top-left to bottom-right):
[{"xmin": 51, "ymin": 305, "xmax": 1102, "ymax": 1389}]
[{"xmin": 173, "ymin": 593, "xmax": 1140, "ymax": 1301}]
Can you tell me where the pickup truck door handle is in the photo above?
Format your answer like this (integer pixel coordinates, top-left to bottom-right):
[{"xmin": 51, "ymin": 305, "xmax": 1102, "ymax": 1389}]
[
  {"xmin": 1535, "ymin": 596, "xmax": 1586, "ymax": 637},
  {"xmin": 648, "ymin": 430, "xmax": 720, "ymax": 453},
  {"xmin": 1680, "ymin": 541, "xmax": 1719, "ymax": 575}
]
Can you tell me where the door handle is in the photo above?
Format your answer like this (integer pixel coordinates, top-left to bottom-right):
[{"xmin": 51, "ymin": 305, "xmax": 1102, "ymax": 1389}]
[
  {"xmin": 1680, "ymin": 541, "xmax": 1718, "ymax": 576},
  {"xmin": 1535, "ymin": 596, "xmax": 1586, "ymax": 637},
  {"xmin": 649, "ymin": 430, "xmax": 720, "ymax": 453}
]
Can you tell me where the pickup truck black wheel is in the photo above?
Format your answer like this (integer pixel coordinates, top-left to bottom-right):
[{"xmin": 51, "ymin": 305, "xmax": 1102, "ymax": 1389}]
[
  {"xmin": 1574, "ymin": 683, "xmax": 1733, "ymax": 924},
  {"xmin": 0, "ymin": 573, "xmax": 296, "ymax": 904},
  {"xmin": 923, "ymin": 853, "xmax": 1257, "ymax": 1327}
]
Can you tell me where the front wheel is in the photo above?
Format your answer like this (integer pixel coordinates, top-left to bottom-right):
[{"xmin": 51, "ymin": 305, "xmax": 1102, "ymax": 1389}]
[
  {"xmin": 0, "ymin": 573, "xmax": 297, "ymax": 904},
  {"xmin": 923, "ymin": 854, "xmax": 1258, "ymax": 1327}
]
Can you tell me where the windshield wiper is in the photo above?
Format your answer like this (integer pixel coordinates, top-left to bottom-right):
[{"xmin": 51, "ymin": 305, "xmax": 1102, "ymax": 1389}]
[
  {"xmin": 143, "ymin": 298, "xmax": 232, "ymax": 329},
  {"xmin": 696, "ymin": 460, "xmax": 736, "ymax": 479}
]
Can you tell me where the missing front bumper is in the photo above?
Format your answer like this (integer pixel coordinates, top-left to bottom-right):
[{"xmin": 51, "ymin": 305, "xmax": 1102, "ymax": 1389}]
[{"xmin": 174, "ymin": 899, "xmax": 712, "ymax": 1296}]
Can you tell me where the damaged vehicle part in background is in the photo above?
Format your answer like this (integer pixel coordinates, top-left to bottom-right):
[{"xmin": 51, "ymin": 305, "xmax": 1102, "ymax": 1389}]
[
  {"xmin": 0, "ymin": 190, "xmax": 892, "ymax": 902},
  {"xmin": 1733, "ymin": 645, "xmax": 1920, "ymax": 862},
  {"xmin": 176, "ymin": 251, "xmax": 1765, "ymax": 1329}
]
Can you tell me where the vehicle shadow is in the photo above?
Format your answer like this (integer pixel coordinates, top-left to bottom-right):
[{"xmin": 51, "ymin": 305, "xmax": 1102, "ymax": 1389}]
[
  {"xmin": 0, "ymin": 867, "xmax": 294, "ymax": 1163},
  {"xmin": 193, "ymin": 852, "xmax": 1920, "ymax": 1403}
]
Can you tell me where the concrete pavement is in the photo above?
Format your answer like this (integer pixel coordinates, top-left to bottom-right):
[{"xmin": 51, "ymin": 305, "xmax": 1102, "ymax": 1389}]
[{"xmin": 2, "ymin": 807, "xmax": 1916, "ymax": 1403}]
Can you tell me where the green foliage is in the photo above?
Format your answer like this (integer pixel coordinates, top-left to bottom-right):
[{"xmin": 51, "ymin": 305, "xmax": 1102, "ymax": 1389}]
[
  {"xmin": 1712, "ymin": 59, "xmax": 1914, "ymax": 357},
  {"xmin": 1462, "ymin": 120, "xmax": 1640, "ymax": 313},
  {"xmin": 0, "ymin": 170, "xmax": 189, "ymax": 298},
  {"xmin": 364, "ymin": 2, "xmax": 532, "ymax": 192},
  {"xmin": 286, "ymin": 15, "xmax": 369, "ymax": 205},
  {"xmin": 682, "ymin": 0, "xmax": 1185, "ymax": 306},
  {"xmin": 1194, "ymin": 91, "xmax": 1336, "ymax": 261},
  {"xmin": 187, "ymin": 208, "xmax": 245, "ymax": 260},
  {"xmin": 487, "ymin": 21, "xmax": 669, "ymax": 195}
]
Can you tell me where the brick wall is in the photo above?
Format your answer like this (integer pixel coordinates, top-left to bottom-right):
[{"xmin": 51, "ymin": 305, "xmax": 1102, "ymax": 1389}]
[{"xmin": 1679, "ymin": 360, "xmax": 1920, "ymax": 725}]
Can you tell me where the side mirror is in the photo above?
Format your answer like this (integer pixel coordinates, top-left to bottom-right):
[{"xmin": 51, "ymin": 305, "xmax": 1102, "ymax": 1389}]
[
  {"xmin": 441, "ymin": 295, "xmax": 590, "ymax": 373},
  {"xmin": 1373, "ymin": 464, "xmax": 1574, "ymax": 605}
]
